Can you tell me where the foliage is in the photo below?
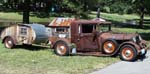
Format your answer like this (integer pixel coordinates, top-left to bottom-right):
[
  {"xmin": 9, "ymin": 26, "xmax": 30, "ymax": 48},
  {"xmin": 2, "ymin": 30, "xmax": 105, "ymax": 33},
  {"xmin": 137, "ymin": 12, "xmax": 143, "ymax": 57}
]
[
  {"xmin": 0, "ymin": 0, "xmax": 150, "ymax": 27},
  {"xmin": 131, "ymin": 0, "xmax": 150, "ymax": 28}
]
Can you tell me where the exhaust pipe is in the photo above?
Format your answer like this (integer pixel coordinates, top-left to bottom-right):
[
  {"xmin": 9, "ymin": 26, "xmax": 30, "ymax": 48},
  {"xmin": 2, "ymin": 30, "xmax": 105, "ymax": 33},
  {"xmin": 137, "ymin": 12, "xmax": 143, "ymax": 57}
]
[{"xmin": 97, "ymin": 8, "xmax": 100, "ymax": 18}]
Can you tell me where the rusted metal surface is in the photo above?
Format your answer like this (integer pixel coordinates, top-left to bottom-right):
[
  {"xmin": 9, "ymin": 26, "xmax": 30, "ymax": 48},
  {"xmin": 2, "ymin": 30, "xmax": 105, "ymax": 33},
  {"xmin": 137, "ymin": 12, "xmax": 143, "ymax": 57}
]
[
  {"xmin": 1, "ymin": 24, "xmax": 48, "ymax": 45},
  {"xmin": 48, "ymin": 18, "xmax": 147, "ymax": 60},
  {"xmin": 49, "ymin": 37, "xmax": 71, "ymax": 48},
  {"xmin": 48, "ymin": 18, "xmax": 75, "ymax": 27}
]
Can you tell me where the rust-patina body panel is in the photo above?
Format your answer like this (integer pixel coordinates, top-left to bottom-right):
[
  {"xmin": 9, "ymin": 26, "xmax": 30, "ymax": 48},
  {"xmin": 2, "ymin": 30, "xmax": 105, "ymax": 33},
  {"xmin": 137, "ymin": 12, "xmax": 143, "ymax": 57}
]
[{"xmin": 48, "ymin": 18, "xmax": 148, "ymax": 61}]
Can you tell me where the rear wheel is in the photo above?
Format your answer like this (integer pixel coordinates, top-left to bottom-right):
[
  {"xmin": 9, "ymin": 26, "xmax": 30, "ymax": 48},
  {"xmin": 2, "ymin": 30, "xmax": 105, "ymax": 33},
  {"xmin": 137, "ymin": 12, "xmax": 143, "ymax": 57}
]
[
  {"xmin": 120, "ymin": 45, "xmax": 137, "ymax": 61},
  {"xmin": 102, "ymin": 39, "xmax": 118, "ymax": 55},
  {"xmin": 54, "ymin": 41, "xmax": 70, "ymax": 56},
  {"xmin": 4, "ymin": 37, "xmax": 15, "ymax": 49}
]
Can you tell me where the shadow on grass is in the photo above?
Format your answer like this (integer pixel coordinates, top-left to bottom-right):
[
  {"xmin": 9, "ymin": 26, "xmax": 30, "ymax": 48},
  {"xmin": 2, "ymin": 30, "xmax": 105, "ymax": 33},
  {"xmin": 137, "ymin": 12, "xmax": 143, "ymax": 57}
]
[{"xmin": 15, "ymin": 45, "xmax": 50, "ymax": 51}]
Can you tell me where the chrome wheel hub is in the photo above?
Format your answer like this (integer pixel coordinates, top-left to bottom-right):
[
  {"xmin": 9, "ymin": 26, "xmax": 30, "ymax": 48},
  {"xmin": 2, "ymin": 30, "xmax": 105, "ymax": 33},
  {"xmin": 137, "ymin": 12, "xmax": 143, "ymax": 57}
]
[
  {"xmin": 107, "ymin": 43, "xmax": 113, "ymax": 48},
  {"xmin": 125, "ymin": 50, "xmax": 132, "ymax": 57},
  {"xmin": 57, "ymin": 45, "xmax": 65, "ymax": 54}
]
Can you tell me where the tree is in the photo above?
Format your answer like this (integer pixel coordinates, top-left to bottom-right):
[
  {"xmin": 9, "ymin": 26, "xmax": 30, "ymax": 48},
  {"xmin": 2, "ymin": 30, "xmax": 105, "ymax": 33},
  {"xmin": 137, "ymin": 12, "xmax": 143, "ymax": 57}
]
[
  {"xmin": 132, "ymin": 0, "xmax": 150, "ymax": 28},
  {"xmin": 0, "ymin": 0, "xmax": 51, "ymax": 23}
]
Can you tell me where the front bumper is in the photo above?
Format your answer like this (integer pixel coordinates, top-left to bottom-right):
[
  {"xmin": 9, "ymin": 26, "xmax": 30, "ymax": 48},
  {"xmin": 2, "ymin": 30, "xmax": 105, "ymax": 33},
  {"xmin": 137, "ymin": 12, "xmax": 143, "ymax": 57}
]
[
  {"xmin": 139, "ymin": 49, "xmax": 147, "ymax": 55},
  {"xmin": 138, "ymin": 40, "xmax": 149, "ymax": 55}
]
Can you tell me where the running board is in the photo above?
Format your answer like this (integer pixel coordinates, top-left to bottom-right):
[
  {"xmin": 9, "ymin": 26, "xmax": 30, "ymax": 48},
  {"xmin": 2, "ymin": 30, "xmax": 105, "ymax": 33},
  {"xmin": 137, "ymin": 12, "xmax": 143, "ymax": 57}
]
[{"xmin": 71, "ymin": 52, "xmax": 111, "ymax": 57}]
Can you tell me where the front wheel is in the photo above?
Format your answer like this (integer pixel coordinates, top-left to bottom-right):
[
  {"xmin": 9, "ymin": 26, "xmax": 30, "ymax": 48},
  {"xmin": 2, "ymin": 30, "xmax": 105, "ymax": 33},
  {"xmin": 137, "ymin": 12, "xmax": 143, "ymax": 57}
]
[
  {"xmin": 4, "ymin": 37, "xmax": 15, "ymax": 49},
  {"xmin": 120, "ymin": 45, "xmax": 137, "ymax": 61},
  {"xmin": 54, "ymin": 41, "xmax": 70, "ymax": 56}
]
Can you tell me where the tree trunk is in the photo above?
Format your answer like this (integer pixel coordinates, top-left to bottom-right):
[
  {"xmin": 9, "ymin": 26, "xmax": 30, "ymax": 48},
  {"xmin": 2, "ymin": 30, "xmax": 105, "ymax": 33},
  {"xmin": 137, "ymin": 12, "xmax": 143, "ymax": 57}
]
[
  {"xmin": 23, "ymin": 11, "xmax": 29, "ymax": 24},
  {"xmin": 22, "ymin": 0, "xmax": 30, "ymax": 24},
  {"xmin": 139, "ymin": 10, "xmax": 144, "ymax": 28}
]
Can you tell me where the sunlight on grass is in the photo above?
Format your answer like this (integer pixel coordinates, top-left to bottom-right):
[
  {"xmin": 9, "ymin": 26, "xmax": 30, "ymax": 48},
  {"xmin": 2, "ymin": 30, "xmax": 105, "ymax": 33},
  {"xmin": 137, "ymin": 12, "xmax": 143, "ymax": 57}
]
[
  {"xmin": 0, "ymin": 42, "xmax": 119, "ymax": 74},
  {"xmin": 90, "ymin": 12, "xmax": 150, "ymax": 23},
  {"xmin": 0, "ymin": 12, "xmax": 54, "ymax": 22}
]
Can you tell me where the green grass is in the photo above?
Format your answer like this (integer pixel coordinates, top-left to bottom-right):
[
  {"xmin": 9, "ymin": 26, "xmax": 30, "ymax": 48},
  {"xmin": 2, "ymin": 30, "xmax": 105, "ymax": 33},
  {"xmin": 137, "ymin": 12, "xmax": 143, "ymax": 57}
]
[
  {"xmin": 0, "ymin": 12, "xmax": 53, "ymax": 22},
  {"xmin": 0, "ymin": 42, "xmax": 119, "ymax": 74},
  {"xmin": 90, "ymin": 12, "xmax": 150, "ymax": 22}
]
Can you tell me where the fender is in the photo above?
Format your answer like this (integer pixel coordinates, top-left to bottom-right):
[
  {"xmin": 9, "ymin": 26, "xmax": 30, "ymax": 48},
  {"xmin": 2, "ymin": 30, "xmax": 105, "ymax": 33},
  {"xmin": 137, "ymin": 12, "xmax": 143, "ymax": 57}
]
[
  {"xmin": 52, "ymin": 38, "xmax": 71, "ymax": 48},
  {"xmin": 2, "ymin": 36, "xmax": 17, "ymax": 45},
  {"xmin": 53, "ymin": 38, "xmax": 72, "ymax": 54},
  {"xmin": 111, "ymin": 41, "xmax": 141, "ymax": 56}
]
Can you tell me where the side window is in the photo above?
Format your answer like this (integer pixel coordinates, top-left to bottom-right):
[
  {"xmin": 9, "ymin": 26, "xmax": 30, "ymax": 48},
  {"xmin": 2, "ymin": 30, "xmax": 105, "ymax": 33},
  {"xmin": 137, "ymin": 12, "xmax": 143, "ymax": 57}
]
[
  {"xmin": 81, "ymin": 24, "xmax": 95, "ymax": 33},
  {"xmin": 56, "ymin": 28, "xmax": 65, "ymax": 32},
  {"xmin": 52, "ymin": 27, "xmax": 70, "ymax": 38},
  {"xmin": 20, "ymin": 27, "xmax": 27, "ymax": 35},
  {"xmin": 100, "ymin": 24, "xmax": 110, "ymax": 32},
  {"xmin": 56, "ymin": 28, "xmax": 68, "ymax": 33}
]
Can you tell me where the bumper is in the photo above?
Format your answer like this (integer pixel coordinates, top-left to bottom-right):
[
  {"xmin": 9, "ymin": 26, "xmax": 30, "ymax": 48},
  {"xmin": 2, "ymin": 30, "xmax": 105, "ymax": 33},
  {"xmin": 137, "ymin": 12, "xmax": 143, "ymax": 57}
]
[{"xmin": 140, "ymin": 49, "xmax": 147, "ymax": 55}]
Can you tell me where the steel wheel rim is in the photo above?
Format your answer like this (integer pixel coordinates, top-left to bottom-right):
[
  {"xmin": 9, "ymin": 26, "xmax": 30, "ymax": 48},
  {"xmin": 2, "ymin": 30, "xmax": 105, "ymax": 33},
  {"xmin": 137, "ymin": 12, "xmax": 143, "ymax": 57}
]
[
  {"xmin": 103, "ymin": 41, "xmax": 115, "ymax": 53},
  {"xmin": 122, "ymin": 47, "xmax": 134, "ymax": 60},
  {"xmin": 5, "ymin": 39, "xmax": 13, "ymax": 48},
  {"xmin": 56, "ymin": 44, "xmax": 67, "ymax": 55}
]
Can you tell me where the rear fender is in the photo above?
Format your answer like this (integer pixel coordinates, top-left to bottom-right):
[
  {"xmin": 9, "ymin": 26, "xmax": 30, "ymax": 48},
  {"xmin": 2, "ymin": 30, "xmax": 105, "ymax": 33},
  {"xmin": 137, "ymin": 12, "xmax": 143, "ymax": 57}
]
[
  {"xmin": 2, "ymin": 36, "xmax": 17, "ymax": 45},
  {"xmin": 52, "ymin": 38, "xmax": 71, "ymax": 49}
]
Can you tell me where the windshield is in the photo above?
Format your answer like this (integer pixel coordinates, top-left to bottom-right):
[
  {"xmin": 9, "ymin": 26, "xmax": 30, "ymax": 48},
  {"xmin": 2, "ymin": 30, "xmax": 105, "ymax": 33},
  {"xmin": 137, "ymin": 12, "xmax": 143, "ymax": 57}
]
[{"xmin": 98, "ymin": 24, "xmax": 111, "ymax": 32}]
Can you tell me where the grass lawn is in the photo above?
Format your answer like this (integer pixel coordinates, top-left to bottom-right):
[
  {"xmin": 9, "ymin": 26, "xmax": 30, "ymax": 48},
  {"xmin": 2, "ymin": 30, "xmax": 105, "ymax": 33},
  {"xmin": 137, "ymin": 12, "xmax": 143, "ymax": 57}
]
[
  {"xmin": 0, "ymin": 12, "xmax": 150, "ymax": 74},
  {"xmin": 0, "ymin": 12, "xmax": 53, "ymax": 22},
  {"xmin": 0, "ymin": 42, "xmax": 119, "ymax": 74}
]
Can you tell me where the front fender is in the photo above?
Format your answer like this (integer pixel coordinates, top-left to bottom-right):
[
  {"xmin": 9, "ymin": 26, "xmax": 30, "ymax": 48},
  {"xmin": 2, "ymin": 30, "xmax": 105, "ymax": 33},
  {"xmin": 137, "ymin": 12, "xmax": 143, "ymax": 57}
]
[
  {"xmin": 110, "ymin": 41, "xmax": 141, "ymax": 56},
  {"xmin": 119, "ymin": 41, "xmax": 141, "ymax": 53}
]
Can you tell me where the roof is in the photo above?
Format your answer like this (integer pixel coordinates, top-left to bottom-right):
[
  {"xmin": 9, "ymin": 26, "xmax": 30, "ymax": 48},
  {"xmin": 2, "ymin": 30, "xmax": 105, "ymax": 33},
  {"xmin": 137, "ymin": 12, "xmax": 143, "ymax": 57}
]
[
  {"xmin": 48, "ymin": 18, "xmax": 75, "ymax": 27},
  {"xmin": 72, "ymin": 20, "xmax": 111, "ymax": 25},
  {"xmin": 48, "ymin": 17, "xmax": 111, "ymax": 27}
]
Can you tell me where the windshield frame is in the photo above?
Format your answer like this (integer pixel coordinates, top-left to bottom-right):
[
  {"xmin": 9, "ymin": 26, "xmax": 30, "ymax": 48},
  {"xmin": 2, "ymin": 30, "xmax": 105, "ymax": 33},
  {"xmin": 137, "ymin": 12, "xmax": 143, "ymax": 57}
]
[{"xmin": 97, "ymin": 23, "xmax": 111, "ymax": 32}]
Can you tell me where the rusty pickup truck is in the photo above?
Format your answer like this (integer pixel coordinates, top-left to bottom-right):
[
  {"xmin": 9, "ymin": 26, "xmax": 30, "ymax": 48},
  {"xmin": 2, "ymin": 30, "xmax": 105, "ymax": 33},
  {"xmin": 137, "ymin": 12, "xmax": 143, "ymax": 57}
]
[{"xmin": 46, "ymin": 18, "xmax": 148, "ymax": 61}]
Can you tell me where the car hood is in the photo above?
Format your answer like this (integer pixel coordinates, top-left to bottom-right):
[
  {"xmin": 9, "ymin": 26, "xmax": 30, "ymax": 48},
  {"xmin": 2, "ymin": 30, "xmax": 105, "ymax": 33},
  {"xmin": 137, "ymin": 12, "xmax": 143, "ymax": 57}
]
[{"xmin": 100, "ymin": 32, "xmax": 138, "ymax": 40}]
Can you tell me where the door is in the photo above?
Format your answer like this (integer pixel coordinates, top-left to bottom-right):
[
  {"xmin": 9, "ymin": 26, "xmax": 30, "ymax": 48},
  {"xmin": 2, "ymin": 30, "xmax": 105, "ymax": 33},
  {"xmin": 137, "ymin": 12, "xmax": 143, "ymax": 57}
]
[
  {"xmin": 77, "ymin": 24, "xmax": 98, "ymax": 51},
  {"xmin": 17, "ymin": 26, "xmax": 31, "ymax": 44}
]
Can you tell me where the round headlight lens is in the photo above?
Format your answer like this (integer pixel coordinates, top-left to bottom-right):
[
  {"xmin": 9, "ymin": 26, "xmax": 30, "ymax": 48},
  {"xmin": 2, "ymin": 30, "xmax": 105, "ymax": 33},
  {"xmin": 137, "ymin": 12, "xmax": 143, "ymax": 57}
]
[
  {"xmin": 139, "ymin": 35, "xmax": 142, "ymax": 41},
  {"xmin": 132, "ymin": 37, "xmax": 136, "ymax": 43}
]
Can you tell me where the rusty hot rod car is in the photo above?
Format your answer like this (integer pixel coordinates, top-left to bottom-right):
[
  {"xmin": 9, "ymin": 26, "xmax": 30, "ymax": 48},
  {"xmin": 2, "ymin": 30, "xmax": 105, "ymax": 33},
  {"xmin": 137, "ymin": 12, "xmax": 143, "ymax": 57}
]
[{"xmin": 47, "ymin": 18, "xmax": 148, "ymax": 61}]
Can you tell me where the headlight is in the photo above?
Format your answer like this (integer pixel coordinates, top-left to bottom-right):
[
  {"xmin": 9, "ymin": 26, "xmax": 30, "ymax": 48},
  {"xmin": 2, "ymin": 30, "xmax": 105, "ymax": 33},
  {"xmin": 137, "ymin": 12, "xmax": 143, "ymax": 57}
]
[
  {"xmin": 139, "ymin": 35, "xmax": 142, "ymax": 41},
  {"xmin": 132, "ymin": 37, "xmax": 136, "ymax": 43}
]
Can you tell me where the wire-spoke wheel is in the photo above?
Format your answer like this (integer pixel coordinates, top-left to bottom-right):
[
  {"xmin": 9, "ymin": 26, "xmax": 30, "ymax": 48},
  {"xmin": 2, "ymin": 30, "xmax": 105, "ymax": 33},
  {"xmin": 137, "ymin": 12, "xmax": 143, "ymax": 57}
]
[{"xmin": 120, "ymin": 45, "xmax": 137, "ymax": 61}]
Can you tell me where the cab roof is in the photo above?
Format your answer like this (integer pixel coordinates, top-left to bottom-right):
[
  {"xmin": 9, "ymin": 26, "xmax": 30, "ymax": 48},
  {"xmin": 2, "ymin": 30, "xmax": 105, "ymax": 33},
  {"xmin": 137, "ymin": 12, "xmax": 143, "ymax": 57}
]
[{"xmin": 48, "ymin": 17, "xmax": 111, "ymax": 27}]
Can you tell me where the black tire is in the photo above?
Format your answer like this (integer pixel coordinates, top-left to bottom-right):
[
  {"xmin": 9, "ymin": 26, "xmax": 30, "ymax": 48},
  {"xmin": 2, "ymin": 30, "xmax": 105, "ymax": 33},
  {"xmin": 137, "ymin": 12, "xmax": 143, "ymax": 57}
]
[
  {"xmin": 120, "ymin": 45, "xmax": 137, "ymax": 61},
  {"xmin": 4, "ymin": 37, "xmax": 15, "ymax": 49},
  {"xmin": 54, "ymin": 41, "xmax": 70, "ymax": 56},
  {"xmin": 102, "ymin": 39, "xmax": 118, "ymax": 55}
]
